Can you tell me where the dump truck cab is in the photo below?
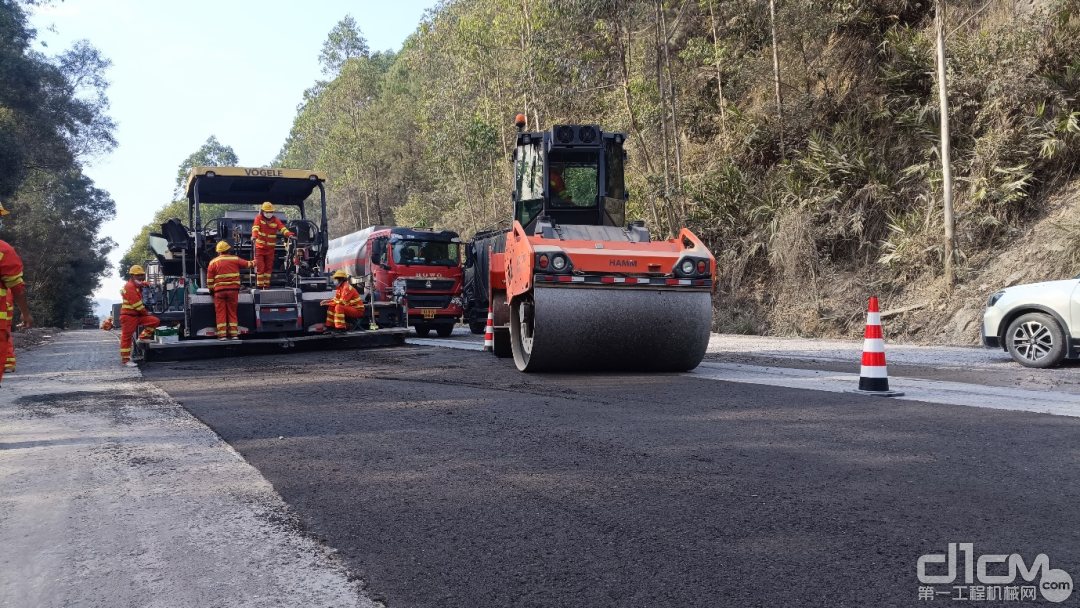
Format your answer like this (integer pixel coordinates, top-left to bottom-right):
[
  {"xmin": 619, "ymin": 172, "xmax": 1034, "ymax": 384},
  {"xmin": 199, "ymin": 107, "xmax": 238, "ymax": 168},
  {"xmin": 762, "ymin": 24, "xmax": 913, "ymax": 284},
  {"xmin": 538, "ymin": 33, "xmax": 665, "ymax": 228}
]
[{"xmin": 326, "ymin": 226, "xmax": 464, "ymax": 337}]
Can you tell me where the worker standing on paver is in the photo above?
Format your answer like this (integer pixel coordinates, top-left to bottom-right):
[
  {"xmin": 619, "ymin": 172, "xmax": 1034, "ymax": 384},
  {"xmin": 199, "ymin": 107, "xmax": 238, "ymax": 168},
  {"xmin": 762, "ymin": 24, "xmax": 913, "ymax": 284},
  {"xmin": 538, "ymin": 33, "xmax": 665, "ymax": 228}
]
[
  {"xmin": 321, "ymin": 270, "xmax": 365, "ymax": 333},
  {"xmin": 119, "ymin": 265, "xmax": 160, "ymax": 366},
  {"xmin": 207, "ymin": 240, "xmax": 255, "ymax": 341},
  {"xmin": 251, "ymin": 202, "xmax": 296, "ymax": 289},
  {"xmin": 0, "ymin": 201, "xmax": 33, "ymax": 387}
]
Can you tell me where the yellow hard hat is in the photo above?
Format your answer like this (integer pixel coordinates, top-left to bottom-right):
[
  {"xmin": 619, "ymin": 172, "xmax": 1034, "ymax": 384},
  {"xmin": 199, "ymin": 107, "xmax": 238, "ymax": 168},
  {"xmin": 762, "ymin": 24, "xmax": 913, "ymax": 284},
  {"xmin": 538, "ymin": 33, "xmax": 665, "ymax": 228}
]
[
  {"xmin": 0, "ymin": 201, "xmax": 8, "ymax": 216},
  {"xmin": 261, "ymin": 202, "xmax": 275, "ymax": 212},
  {"xmin": 332, "ymin": 270, "xmax": 348, "ymax": 279},
  {"xmin": 129, "ymin": 265, "xmax": 145, "ymax": 276},
  {"xmin": 216, "ymin": 240, "xmax": 231, "ymax": 253}
]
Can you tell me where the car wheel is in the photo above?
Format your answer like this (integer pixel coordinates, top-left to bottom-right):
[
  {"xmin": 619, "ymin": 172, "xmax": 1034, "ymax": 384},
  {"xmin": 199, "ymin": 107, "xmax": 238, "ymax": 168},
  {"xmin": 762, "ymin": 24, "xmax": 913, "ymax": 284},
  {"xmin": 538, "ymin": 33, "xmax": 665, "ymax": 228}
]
[
  {"xmin": 435, "ymin": 324, "xmax": 454, "ymax": 338},
  {"xmin": 414, "ymin": 324, "xmax": 431, "ymax": 338},
  {"xmin": 1005, "ymin": 312, "xmax": 1067, "ymax": 368}
]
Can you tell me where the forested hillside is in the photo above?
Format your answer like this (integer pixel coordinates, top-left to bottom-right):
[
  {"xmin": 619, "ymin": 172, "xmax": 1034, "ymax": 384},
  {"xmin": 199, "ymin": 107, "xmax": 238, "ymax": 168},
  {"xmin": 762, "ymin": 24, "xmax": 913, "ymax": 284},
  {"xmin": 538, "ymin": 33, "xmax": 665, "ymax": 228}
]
[
  {"xmin": 125, "ymin": 0, "xmax": 1080, "ymax": 341},
  {"xmin": 1, "ymin": 0, "xmax": 116, "ymax": 327}
]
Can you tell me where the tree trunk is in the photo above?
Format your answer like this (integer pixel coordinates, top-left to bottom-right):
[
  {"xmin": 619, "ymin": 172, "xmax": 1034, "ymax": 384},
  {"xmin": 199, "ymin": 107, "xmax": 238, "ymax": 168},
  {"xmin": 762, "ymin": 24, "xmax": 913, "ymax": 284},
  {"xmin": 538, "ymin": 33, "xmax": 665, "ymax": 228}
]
[
  {"xmin": 615, "ymin": 2, "xmax": 655, "ymax": 174},
  {"xmin": 660, "ymin": 2, "xmax": 683, "ymax": 194},
  {"xmin": 935, "ymin": 0, "xmax": 955, "ymax": 292},
  {"xmin": 655, "ymin": 2, "xmax": 671, "ymax": 193},
  {"xmin": 615, "ymin": 2, "xmax": 661, "ymax": 229},
  {"xmin": 655, "ymin": 2, "xmax": 673, "ymax": 235},
  {"xmin": 769, "ymin": 0, "xmax": 785, "ymax": 161},
  {"xmin": 373, "ymin": 164, "xmax": 385, "ymax": 224},
  {"xmin": 708, "ymin": 1, "xmax": 728, "ymax": 137}
]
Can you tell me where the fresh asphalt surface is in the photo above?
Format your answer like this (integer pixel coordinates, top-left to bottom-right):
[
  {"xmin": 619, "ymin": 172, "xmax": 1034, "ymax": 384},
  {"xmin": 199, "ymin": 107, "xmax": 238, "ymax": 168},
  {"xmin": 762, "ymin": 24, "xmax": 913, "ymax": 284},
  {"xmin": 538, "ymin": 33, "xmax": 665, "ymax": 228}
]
[{"xmin": 144, "ymin": 343, "xmax": 1080, "ymax": 607}]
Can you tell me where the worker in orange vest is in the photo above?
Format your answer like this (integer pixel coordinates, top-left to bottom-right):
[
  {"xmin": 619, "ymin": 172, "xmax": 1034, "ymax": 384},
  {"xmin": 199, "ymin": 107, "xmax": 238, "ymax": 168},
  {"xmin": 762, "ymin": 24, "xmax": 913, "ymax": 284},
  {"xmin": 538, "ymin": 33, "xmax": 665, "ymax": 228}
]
[
  {"xmin": 251, "ymin": 202, "xmax": 296, "ymax": 288},
  {"xmin": 101, "ymin": 316, "xmax": 113, "ymax": 330},
  {"xmin": 321, "ymin": 270, "xmax": 365, "ymax": 333},
  {"xmin": 207, "ymin": 240, "xmax": 255, "ymax": 340},
  {"xmin": 550, "ymin": 167, "xmax": 572, "ymax": 202},
  {"xmin": 0, "ymin": 201, "xmax": 33, "ymax": 387},
  {"xmin": 119, "ymin": 265, "xmax": 160, "ymax": 366}
]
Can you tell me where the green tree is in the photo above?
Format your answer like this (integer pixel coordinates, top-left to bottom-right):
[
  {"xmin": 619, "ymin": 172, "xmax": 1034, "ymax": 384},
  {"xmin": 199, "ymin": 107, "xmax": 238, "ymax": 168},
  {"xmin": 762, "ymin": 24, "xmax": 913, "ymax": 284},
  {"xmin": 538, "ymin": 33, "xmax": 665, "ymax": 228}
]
[
  {"xmin": 319, "ymin": 15, "xmax": 369, "ymax": 75},
  {"xmin": 1, "ymin": 0, "xmax": 117, "ymax": 326}
]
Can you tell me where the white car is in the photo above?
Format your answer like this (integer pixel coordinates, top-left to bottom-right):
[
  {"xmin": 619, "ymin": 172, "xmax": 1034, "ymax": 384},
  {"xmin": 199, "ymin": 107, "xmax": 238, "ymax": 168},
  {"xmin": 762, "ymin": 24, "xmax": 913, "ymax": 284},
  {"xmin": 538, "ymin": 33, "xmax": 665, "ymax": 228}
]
[{"xmin": 983, "ymin": 276, "xmax": 1080, "ymax": 367}]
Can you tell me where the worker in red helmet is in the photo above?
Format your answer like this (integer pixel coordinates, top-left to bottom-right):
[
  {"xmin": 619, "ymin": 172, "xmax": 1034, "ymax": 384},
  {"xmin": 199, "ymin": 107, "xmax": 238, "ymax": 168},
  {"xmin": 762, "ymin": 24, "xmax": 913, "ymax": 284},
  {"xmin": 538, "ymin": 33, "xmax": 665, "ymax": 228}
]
[
  {"xmin": 207, "ymin": 240, "xmax": 256, "ymax": 340},
  {"xmin": 0, "ymin": 201, "xmax": 32, "ymax": 386},
  {"xmin": 321, "ymin": 270, "xmax": 365, "ymax": 333},
  {"xmin": 119, "ymin": 265, "xmax": 160, "ymax": 367},
  {"xmin": 251, "ymin": 202, "xmax": 296, "ymax": 288}
]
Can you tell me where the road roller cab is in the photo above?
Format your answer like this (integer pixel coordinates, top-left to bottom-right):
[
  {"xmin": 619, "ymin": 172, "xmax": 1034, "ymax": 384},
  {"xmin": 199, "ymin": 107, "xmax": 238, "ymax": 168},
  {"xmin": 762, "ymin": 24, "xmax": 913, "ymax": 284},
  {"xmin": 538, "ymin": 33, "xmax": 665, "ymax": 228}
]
[{"xmin": 470, "ymin": 120, "xmax": 717, "ymax": 372}]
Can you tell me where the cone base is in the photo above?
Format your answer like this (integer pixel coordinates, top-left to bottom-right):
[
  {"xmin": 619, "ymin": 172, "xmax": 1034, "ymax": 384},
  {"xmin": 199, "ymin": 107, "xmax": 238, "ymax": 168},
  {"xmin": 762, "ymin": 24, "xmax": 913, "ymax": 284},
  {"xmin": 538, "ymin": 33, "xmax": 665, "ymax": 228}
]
[{"xmin": 847, "ymin": 388, "xmax": 905, "ymax": 398}]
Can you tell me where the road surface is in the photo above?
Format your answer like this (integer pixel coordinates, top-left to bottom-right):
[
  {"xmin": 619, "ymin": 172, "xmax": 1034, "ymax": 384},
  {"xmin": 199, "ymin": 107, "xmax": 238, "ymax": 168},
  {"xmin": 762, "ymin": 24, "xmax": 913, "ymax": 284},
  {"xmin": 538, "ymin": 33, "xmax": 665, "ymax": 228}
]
[{"xmin": 142, "ymin": 338, "xmax": 1080, "ymax": 608}]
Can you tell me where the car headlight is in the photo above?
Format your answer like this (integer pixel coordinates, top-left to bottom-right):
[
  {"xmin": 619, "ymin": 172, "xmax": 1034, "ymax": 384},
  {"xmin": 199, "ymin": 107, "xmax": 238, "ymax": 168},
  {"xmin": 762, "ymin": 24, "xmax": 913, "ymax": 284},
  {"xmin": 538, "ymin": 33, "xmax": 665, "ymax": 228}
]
[{"xmin": 987, "ymin": 291, "xmax": 1005, "ymax": 307}]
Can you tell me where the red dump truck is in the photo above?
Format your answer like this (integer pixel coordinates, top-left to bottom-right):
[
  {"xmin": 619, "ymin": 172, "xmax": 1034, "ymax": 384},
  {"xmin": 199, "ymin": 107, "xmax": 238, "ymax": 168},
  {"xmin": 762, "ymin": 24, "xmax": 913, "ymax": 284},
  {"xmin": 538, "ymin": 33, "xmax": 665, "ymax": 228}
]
[{"xmin": 325, "ymin": 226, "xmax": 464, "ymax": 337}]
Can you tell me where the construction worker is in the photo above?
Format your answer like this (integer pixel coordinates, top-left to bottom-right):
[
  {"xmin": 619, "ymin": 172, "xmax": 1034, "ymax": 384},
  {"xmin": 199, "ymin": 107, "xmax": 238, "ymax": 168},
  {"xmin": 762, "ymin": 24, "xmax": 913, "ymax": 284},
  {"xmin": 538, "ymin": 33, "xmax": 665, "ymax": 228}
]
[
  {"xmin": 251, "ymin": 201, "xmax": 296, "ymax": 288},
  {"xmin": 207, "ymin": 240, "xmax": 255, "ymax": 340},
  {"xmin": 4, "ymin": 291, "xmax": 14, "ymax": 373},
  {"xmin": 101, "ymin": 316, "xmax": 113, "ymax": 330},
  {"xmin": 0, "ymin": 201, "xmax": 33, "ymax": 388},
  {"xmin": 119, "ymin": 265, "xmax": 160, "ymax": 367},
  {"xmin": 550, "ymin": 166, "xmax": 572, "ymax": 202},
  {"xmin": 321, "ymin": 270, "xmax": 365, "ymax": 333}
]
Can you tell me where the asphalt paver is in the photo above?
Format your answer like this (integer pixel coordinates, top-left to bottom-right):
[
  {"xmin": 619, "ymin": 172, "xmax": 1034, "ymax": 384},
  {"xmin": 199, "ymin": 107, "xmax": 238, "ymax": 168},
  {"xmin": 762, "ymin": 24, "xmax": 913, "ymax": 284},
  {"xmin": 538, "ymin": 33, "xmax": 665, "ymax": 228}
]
[{"xmin": 145, "ymin": 345, "xmax": 1080, "ymax": 607}]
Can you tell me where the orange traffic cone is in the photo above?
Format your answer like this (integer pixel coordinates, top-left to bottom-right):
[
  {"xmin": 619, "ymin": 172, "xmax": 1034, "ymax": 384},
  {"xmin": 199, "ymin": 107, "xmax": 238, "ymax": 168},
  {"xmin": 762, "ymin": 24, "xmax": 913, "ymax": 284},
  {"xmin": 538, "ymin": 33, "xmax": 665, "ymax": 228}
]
[
  {"xmin": 483, "ymin": 307, "xmax": 494, "ymax": 351},
  {"xmin": 850, "ymin": 297, "xmax": 904, "ymax": 397}
]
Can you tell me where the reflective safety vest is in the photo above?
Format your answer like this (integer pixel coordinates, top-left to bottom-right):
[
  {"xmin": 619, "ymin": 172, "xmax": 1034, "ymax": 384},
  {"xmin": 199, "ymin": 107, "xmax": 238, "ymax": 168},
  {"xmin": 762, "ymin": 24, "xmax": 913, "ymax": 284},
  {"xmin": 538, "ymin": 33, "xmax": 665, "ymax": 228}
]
[
  {"xmin": 207, "ymin": 254, "xmax": 255, "ymax": 292},
  {"xmin": 332, "ymin": 281, "xmax": 363, "ymax": 308},
  {"xmin": 252, "ymin": 215, "xmax": 293, "ymax": 249},
  {"xmin": 0, "ymin": 239, "xmax": 25, "ymax": 326},
  {"xmin": 550, "ymin": 171, "xmax": 568, "ymax": 197},
  {"xmin": 120, "ymin": 279, "xmax": 148, "ymax": 316}
]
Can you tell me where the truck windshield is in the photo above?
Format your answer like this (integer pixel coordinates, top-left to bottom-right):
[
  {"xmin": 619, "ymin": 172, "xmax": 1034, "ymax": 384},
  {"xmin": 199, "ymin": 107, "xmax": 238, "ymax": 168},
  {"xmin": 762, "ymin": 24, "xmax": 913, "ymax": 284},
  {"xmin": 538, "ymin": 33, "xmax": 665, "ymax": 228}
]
[{"xmin": 392, "ymin": 240, "xmax": 460, "ymax": 267}]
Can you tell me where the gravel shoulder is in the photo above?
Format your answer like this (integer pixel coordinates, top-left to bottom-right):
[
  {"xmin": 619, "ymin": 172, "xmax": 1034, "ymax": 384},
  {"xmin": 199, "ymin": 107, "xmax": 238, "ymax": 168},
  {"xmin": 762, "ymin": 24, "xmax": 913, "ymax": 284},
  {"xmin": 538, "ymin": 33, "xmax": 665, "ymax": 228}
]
[{"xmin": 0, "ymin": 330, "xmax": 380, "ymax": 608}]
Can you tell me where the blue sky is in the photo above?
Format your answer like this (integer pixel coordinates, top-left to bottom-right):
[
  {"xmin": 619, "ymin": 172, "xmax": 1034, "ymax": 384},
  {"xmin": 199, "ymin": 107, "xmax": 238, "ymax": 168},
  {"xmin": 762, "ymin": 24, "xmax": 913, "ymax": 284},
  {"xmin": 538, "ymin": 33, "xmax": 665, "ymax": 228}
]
[{"xmin": 27, "ymin": 0, "xmax": 437, "ymax": 307}]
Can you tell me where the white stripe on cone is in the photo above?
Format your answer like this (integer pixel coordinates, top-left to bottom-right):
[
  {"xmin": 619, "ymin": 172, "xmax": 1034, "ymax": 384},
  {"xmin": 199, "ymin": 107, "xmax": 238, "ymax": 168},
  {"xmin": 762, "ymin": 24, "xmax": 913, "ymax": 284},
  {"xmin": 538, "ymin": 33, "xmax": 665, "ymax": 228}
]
[
  {"xmin": 860, "ymin": 365, "xmax": 889, "ymax": 378},
  {"xmin": 863, "ymin": 338, "xmax": 885, "ymax": 353}
]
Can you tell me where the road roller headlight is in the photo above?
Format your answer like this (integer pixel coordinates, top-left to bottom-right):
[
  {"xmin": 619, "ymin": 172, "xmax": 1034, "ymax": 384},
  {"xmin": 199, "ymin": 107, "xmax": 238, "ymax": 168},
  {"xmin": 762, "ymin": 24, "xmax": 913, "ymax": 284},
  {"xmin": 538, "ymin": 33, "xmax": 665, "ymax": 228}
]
[
  {"xmin": 552, "ymin": 255, "xmax": 568, "ymax": 271},
  {"xmin": 680, "ymin": 259, "xmax": 695, "ymax": 275}
]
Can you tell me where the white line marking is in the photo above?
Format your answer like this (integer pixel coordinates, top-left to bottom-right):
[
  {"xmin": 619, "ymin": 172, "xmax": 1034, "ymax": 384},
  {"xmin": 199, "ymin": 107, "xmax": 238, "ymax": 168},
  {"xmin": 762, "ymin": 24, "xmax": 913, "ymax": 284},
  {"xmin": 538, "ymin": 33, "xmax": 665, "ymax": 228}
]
[
  {"xmin": 687, "ymin": 362, "xmax": 1080, "ymax": 418},
  {"xmin": 405, "ymin": 338, "xmax": 485, "ymax": 351}
]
